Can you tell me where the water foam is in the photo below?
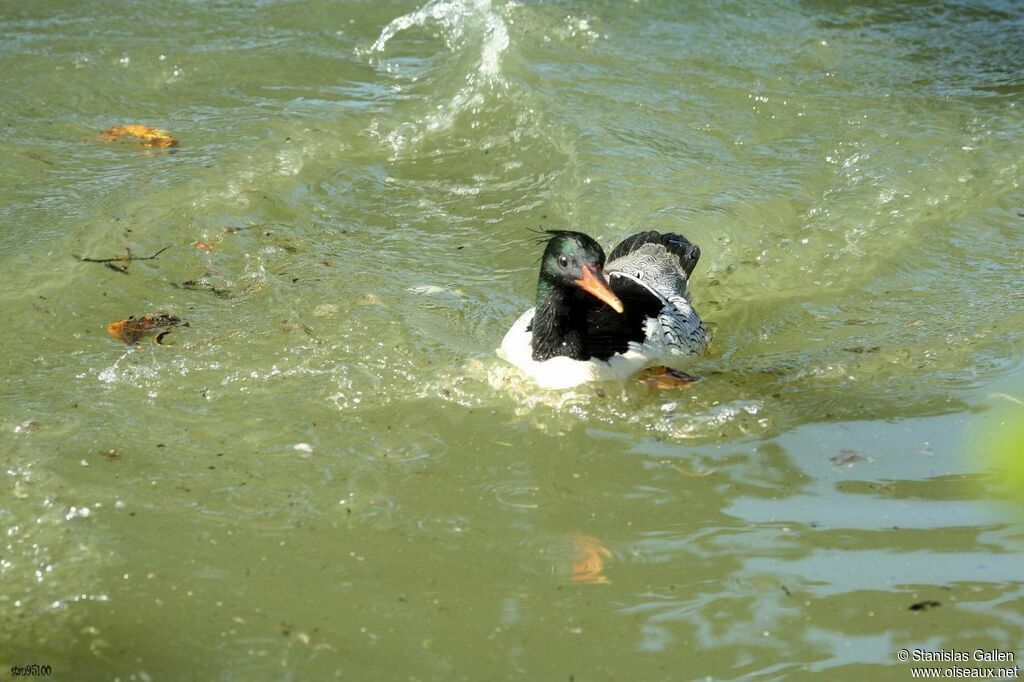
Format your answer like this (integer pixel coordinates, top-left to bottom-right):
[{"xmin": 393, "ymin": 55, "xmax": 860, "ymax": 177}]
[
  {"xmin": 369, "ymin": 0, "xmax": 509, "ymax": 78},
  {"xmin": 365, "ymin": 0, "xmax": 511, "ymax": 154}
]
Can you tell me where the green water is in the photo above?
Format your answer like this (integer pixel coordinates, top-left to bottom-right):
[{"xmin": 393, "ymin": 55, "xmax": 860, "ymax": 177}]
[{"xmin": 2, "ymin": 0, "xmax": 1023, "ymax": 679}]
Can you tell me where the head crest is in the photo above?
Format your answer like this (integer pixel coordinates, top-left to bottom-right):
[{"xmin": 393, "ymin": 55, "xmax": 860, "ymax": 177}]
[
  {"xmin": 526, "ymin": 229, "xmax": 606, "ymax": 266},
  {"xmin": 526, "ymin": 228, "xmax": 581, "ymax": 246}
]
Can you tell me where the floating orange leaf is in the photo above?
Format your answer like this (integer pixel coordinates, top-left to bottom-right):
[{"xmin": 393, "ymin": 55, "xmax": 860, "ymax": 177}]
[
  {"xmin": 107, "ymin": 314, "xmax": 186, "ymax": 345},
  {"xmin": 570, "ymin": 533, "xmax": 612, "ymax": 585},
  {"xmin": 100, "ymin": 124, "xmax": 177, "ymax": 148}
]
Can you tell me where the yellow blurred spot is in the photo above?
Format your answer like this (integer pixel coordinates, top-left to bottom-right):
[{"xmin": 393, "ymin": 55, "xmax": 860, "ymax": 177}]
[
  {"xmin": 983, "ymin": 397, "xmax": 1024, "ymax": 506},
  {"xmin": 100, "ymin": 124, "xmax": 177, "ymax": 148},
  {"xmin": 571, "ymin": 533, "xmax": 611, "ymax": 585}
]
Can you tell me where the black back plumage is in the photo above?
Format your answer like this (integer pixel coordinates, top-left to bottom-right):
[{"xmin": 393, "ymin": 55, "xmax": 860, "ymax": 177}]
[
  {"xmin": 582, "ymin": 276, "xmax": 662, "ymax": 359},
  {"xmin": 607, "ymin": 230, "xmax": 701, "ymax": 280},
  {"xmin": 583, "ymin": 231, "xmax": 702, "ymax": 360}
]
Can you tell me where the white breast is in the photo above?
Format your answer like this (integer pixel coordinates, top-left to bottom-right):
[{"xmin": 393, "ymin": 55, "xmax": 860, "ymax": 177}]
[{"xmin": 497, "ymin": 309, "xmax": 657, "ymax": 389}]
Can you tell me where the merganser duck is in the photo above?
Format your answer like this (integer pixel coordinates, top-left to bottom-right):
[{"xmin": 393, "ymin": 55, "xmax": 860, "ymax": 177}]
[{"xmin": 498, "ymin": 230, "xmax": 709, "ymax": 389}]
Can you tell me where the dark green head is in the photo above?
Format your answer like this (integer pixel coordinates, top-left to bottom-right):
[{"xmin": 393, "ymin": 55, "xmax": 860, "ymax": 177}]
[{"xmin": 536, "ymin": 231, "xmax": 623, "ymax": 313}]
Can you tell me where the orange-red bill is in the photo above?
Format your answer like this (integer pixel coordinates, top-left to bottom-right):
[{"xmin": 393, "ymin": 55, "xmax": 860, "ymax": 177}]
[{"xmin": 575, "ymin": 265, "xmax": 624, "ymax": 313}]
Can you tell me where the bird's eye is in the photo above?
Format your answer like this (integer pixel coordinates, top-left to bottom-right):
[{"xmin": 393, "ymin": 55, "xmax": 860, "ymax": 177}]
[{"xmin": 557, "ymin": 255, "xmax": 569, "ymax": 268}]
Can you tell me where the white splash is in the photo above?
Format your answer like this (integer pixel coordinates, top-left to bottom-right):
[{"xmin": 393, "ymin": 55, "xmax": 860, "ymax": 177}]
[
  {"xmin": 364, "ymin": 0, "xmax": 511, "ymax": 154},
  {"xmin": 369, "ymin": 0, "xmax": 509, "ymax": 78}
]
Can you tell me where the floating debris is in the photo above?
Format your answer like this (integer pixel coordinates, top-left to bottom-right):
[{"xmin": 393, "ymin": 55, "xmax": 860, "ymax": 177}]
[
  {"xmin": 73, "ymin": 246, "xmax": 170, "ymax": 274},
  {"xmin": 100, "ymin": 124, "xmax": 177, "ymax": 148},
  {"xmin": 14, "ymin": 420, "xmax": 40, "ymax": 433},
  {"xmin": 172, "ymin": 279, "xmax": 232, "ymax": 298},
  {"xmin": 407, "ymin": 285, "xmax": 448, "ymax": 296},
  {"xmin": 640, "ymin": 366, "xmax": 697, "ymax": 389},
  {"xmin": 570, "ymin": 533, "xmax": 612, "ymax": 585},
  {"xmin": 831, "ymin": 447, "xmax": 867, "ymax": 467},
  {"xmin": 107, "ymin": 314, "xmax": 187, "ymax": 345}
]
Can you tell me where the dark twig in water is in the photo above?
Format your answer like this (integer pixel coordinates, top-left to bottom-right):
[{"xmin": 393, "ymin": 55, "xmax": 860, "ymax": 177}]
[
  {"xmin": 172, "ymin": 280, "xmax": 234, "ymax": 298},
  {"xmin": 73, "ymin": 245, "xmax": 172, "ymax": 273},
  {"xmin": 106, "ymin": 262, "xmax": 130, "ymax": 274}
]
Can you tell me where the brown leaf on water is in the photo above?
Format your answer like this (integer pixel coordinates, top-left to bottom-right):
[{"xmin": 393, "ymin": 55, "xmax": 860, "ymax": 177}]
[
  {"xmin": 107, "ymin": 314, "xmax": 187, "ymax": 345},
  {"xmin": 570, "ymin": 533, "xmax": 612, "ymax": 585},
  {"xmin": 639, "ymin": 366, "xmax": 697, "ymax": 389},
  {"xmin": 100, "ymin": 124, "xmax": 177, "ymax": 148}
]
